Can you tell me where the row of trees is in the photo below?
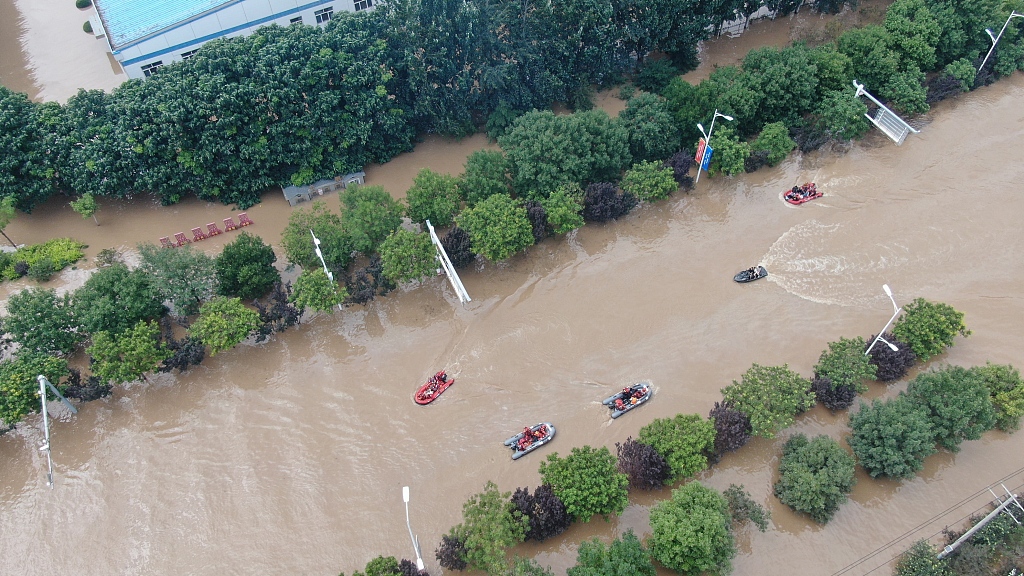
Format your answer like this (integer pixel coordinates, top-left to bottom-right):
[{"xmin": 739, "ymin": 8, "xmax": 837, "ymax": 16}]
[
  {"xmin": 0, "ymin": 0, "xmax": 768, "ymax": 210},
  {"xmin": 408, "ymin": 296, "xmax": 1024, "ymax": 576}
]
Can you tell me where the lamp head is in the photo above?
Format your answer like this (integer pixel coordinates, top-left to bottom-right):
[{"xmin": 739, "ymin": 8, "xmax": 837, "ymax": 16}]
[
  {"xmin": 986, "ymin": 28, "xmax": 996, "ymax": 42},
  {"xmin": 696, "ymin": 122, "xmax": 705, "ymax": 134},
  {"xmin": 887, "ymin": 341, "xmax": 900, "ymax": 352},
  {"xmin": 882, "ymin": 284, "xmax": 892, "ymax": 298},
  {"xmin": 719, "ymin": 113, "xmax": 734, "ymax": 121},
  {"xmin": 403, "ymin": 486, "xmax": 410, "ymax": 503},
  {"xmin": 416, "ymin": 559, "xmax": 425, "ymax": 570}
]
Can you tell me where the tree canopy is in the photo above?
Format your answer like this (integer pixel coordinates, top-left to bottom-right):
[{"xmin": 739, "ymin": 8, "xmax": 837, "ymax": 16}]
[
  {"xmin": 892, "ymin": 298, "xmax": 970, "ymax": 361},
  {"xmin": 73, "ymin": 263, "xmax": 165, "ymax": 336},
  {"xmin": 648, "ymin": 482, "xmax": 736, "ymax": 576},
  {"xmin": 215, "ymin": 232, "xmax": 280, "ymax": 301},
  {"xmin": 539, "ymin": 445, "xmax": 629, "ymax": 522},
  {"xmin": 0, "ymin": 353, "xmax": 69, "ymax": 426},
  {"xmin": 138, "ymin": 243, "xmax": 217, "ymax": 317},
  {"xmin": 456, "ymin": 194, "xmax": 534, "ymax": 262},
  {"xmin": 379, "ymin": 229, "xmax": 438, "ymax": 285},
  {"xmin": 848, "ymin": 397, "xmax": 936, "ymax": 478},
  {"xmin": 339, "ymin": 184, "xmax": 404, "ymax": 256},
  {"xmin": 637, "ymin": 413, "xmax": 716, "ymax": 482},
  {"xmin": 86, "ymin": 320, "xmax": 170, "ymax": 385},
  {"xmin": 405, "ymin": 168, "xmax": 461, "ymax": 226},
  {"xmin": 773, "ymin": 434, "xmax": 856, "ymax": 524},
  {"xmin": 904, "ymin": 366, "xmax": 996, "ymax": 452},
  {"xmin": 2, "ymin": 287, "xmax": 82, "ymax": 356},
  {"xmin": 289, "ymin": 268, "xmax": 347, "ymax": 313},
  {"xmin": 188, "ymin": 296, "xmax": 260, "ymax": 356},
  {"xmin": 449, "ymin": 481, "xmax": 527, "ymax": 576},
  {"xmin": 721, "ymin": 364, "xmax": 816, "ymax": 438},
  {"xmin": 568, "ymin": 529, "xmax": 655, "ymax": 576}
]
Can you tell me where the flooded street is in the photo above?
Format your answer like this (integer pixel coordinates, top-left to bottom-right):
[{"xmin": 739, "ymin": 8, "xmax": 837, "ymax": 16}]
[{"xmin": 2, "ymin": 2, "xmax": 1024, "ymax": 575}]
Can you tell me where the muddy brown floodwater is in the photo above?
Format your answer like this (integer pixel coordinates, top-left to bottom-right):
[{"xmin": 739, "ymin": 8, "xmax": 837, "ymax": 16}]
[{"xmin": 3, "ymin": 4, "xmax": 1024, "ymax": 576}]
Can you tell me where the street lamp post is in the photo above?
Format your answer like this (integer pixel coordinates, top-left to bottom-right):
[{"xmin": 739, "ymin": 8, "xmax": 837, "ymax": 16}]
[
  {"xmin": 694, "ymin": 109, "xmax": 734, "ymax": 185},
  {"xmin": 402, "ymin": 486, "xmax": 425, "ymax": 572},
  {"xmin": 310, "ymin": 229, "xmax": 343, "ymax": 311},
  {"xmin": 978, "ymin": 11, "xmax": 1024, "ymax": 73},
  {"xmin": 865, "ymin": 284, "xmax": 902, "ymax": 355}
]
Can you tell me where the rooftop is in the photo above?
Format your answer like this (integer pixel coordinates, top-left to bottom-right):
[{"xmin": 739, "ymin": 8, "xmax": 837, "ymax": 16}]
[{"xmin": 95, "ymin": 0, "xmax": 236, "ymax": 50}]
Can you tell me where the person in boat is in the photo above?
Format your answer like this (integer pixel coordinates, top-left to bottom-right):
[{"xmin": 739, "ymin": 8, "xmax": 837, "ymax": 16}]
[
  {"xmin": 614, "ymin": 398, "xmax": 626, "ymax": 410},
  {"xmin": 437, "ymin": 371, "xmax": 447, "ymax": 383},
  {"xmin": 632, "ymin": 388, "xmax": 645, "ymax": 399},
  {"xmin": 745, "ymin": 266, "xmax": 758, "ymax": 279}
]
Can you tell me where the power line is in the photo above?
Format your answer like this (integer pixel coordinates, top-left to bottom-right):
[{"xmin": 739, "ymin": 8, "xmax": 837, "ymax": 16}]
[{"xmin": 829, "ymin": 467, "xmax": 1024, "ymax": 576}]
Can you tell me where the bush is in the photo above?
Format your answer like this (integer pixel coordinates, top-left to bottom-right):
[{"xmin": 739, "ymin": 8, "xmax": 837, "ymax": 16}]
[
  {"xmin": 75, "ymin": 0, "xmax": 91, "ymax": 7},
  {"xmin": 455, "ymin": 194, "xmax": 534, "ymax": 262},
  {"xmin": 524, "ymin": 200, "xmax": 548, "ymax": 242},
  {"xmin": 615, "ymin": 437, "xmax": 671, "ymax": 490},
  {"xmin": 812, "ymin": 376, "xmax": 857, "ymax": 412},
  {"xmin": 867, "ymin": 332, "xmax": 916, "ymax": 381},
  {"xmin": 970, "ymin": 363, "xmax": 1024, "ymax": 432},
  {"xmin": 539, "ymin": 446, "xmax": 629, "ymax": 522},
  {"xmin": 892, "ymin": 298, "xmax": 970, "ymax": 361},
  {"xmin": 405, "ymin": 168, "xmax": 461, "ymax": 227},
  {"xmin": 708, "ymin": 400, "xmax": 752, "ymax": 459},
  {"xmin": 450, "ymin": 481, "xmax": 526, "ymax": 575},
  {"xmin": 648, "ymin": 482, "xmax": 735, "ymax": 575},
  {"xmin": 723, "ymin": 484, "xmax": 770, "ymax": 532},
  {"xmin": 620, "ymin": 161, "xmax": 678, "ymax": 202},
  {"xmin": 459, "ymin": 150, "xmax": 511, "ymax": 206},
  {"xmin": 0, "ymin": 238, "xmax": 86, "ymax": 282},
  {"xmin": 540, "ymin": 186, "xmax": 584, "ymax": 235},
  {"xmin": 848, "ymin": 397, "xmax": 936, "ymax": 478},
  {"xmin": 441, "ymin": 226, "xmax": 476, "ymax": 269},
  {"xmin": 893, "ymin": 540, "xmax": 950, "ymax": 576},
  {"xmin": 27, "ymin": 259, "xmax": 56, "ymax": 281},
  {"xmin": 707, "ymin": 126, "xmax": 750, "ymax": 177},
  {"xmin": 743, "ymin": 150, "xmax": 770, "ymax": 173},
  {"xmin": 637, "ymin": 414, "xmax": 716, "ymax": 482},
  {"xmin": 568, "ymin": 529, "xmax": 655, "ymax": 576},
  {"xmin": 721, "ymin": 364, "xmax": 816, "ymax": 438},
  {"xmin": 635, "ymin": 58, "xmax": 680, "ymax": 93},
  {"xmin": 750, "ymin": 122, "xmax": 796, "ymax": 166},
  {"xmin": 814, "ymin": 336, "xmax": 876, "ymax": 394},
  {"xmin": 82, "ymin": 20, "xmax": 92, "ymax": 33},
  {"xmin": 582, "ymin": 182, "xmax": 637, "ymax": 222},
  {"xmin": 510, "ymin": 485, "xmax": 571, "ymax": 542},
  {"xmin": 215, "ymin": 232, "xmax": 280, "ymax": 301},
  {"xmin": 664, "ymin": 150, "xmax": 694, "ymax": 190},
  {"xmin": 905, "ymin": 366, "xmax": 996, "ymax": 452},
  {"xmin": 774, "ymin": 434, "xmax": 856, "ymax": 524},
  {"xmin": 435, "ymin": 533, "xmax": 468, "ymax": 571}
]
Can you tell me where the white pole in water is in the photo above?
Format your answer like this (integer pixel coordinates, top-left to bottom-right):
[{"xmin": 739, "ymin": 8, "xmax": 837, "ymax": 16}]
[
  {"xmin": 694, "ymin": 109, "xmax": 733, "ymax": 184},
  {"xmin": 310, "ymin": 229, "xmax": 343, "ymax": 311},
  {"xmin": 36, "ymin": 375, "xmax": 77, "ymax": 488},
  {"xmin": 865, "ymin": 284, "xmax": 902, "ymax": 355},
  {"xmin": 403, "ymin": 486, "xmax": 425, "ymax": 571}
]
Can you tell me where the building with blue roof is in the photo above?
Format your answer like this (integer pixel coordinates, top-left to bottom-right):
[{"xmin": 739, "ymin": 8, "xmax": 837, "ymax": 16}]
[{"xmin": 91, "ymin": 0, "xmax": 375, "ymax": 79}]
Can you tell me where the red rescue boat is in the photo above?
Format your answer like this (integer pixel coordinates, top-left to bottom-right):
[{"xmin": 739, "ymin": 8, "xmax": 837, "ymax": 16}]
[
  {"xmin": 414, "ymin": 370, "xmax": 454, "ymax": 405},
  {"xmin": 784, "ymin": 182, "xmax": 822, "ymax": 205}
]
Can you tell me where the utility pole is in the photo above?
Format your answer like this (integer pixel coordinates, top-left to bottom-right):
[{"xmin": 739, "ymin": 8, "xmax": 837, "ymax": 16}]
[{"xmin": 937, "ymin": 485, "xmax": 1023, "ymax": 559}]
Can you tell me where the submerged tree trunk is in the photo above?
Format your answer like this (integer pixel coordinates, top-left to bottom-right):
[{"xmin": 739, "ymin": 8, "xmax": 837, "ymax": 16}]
[{"xmin": 1, "ymin": 230, "xmax": 16, "ymax": 248}]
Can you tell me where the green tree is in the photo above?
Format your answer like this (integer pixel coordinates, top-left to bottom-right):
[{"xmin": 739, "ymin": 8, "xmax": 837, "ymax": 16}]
[
  {"xmin": 459, "ymin": 150, "xmax": 511, "ymax": 207},
  {"xmin": 969, "ymin": 363, "xmax": 1024, "ymax": 432},
  {"xmin": 539, "ymin": 445, "xmax": 629, "ymax": 522},
  {"xmin": 378, "ymin": 228, "xmax": 437, "ymax": 284},
  {"xmin": 893, "ymin": 540, "xmax": 951, "ymax": 576},
  {"xmin": 280, "ymin": 201, "xmax": 351, "ymax": 271},
  {"xmin": 809, "ymin": 44, "xmax": 854, "ymax": 93},
  {"xmin": 499, "ymin": 110, "xmax": 630, "ymax": 201},
  {"xmin": 290, "ymin": 268, "xmax": 347, "ymax": 313},
  {"xmin": 637, "ymin": 413, "xmax": 716, "ymax": 482},
  {"xmin": 86, "ymin": 320, "xmax": 170, "ymax": 385},
  {"xmin": 540, "ymin": 185, "xmax": 585, "ymax": 235},
  {"xmin": 837, "ymin": 25, "xmax": 901, "ymax": 97},
  {"xmin": 620, "ymin": 161, "xmax": 677, "ymax": 202},
  {"xmin": 215, "ymin": 232, "xmax": 280, "ymax": 301},
  {"xmin": 741, "ymin": 44, "xmax": 820, "ymax": 127},
  {"xmin": 73, "ymin": 263, "xmax": 165, "ymax": 336},
  {"xmin": 892, "ymin": 297, "xmax": 970, "ymax": 361},
  {"xmin": 0, "ymin": 87, "xmax": 52, "ymax": 214},
  {"xmin": 568, "ymin": 529, "xmax": 655, "ymax": 576},
  {"xmin": 507, "ymin": 558, "xmax": 555, "ymax": 576},
  {"xmin": 70, "ymin": 193, "xmax": 99, "ymax": 225},
  {"xmin": 721, "ymin": 364, "xmax": 816, "ymax": 438},
  {"xmin": 905, "ymin": 366, "xmax": 996, "ymax": 452},
  {"xmin": 450, "ymin": 481, "xmax": 527, "ymax": 576},
  {"xmin": 773, "ymin": 434, "xmax": 856, "ymax": 524},
  {"xmin": 707, "ymin": 125, "xmax": 750, "ymax": 177},
  {"xmin": 2, "ymin": 287, "xmax": 83, "ymax": 355},
  {"xmin": 848, "ymin": 397, "xmax": 936, "ymax": 478},
  {"xmin": 882, "ymin": 67, "xmax": 929, "ymax": 115},
  {"xmin": 722, "ymin": 484, "xmax": 770, "ymax": 532},
  {"xmin": 813, "ymin": 90, "xmax": 870, "ymax": 141},
  {"xmin": 942, "ymin": 58, "xmax": 976, "ymax": 92},
  {"xmin": 750, "ymin": 122, "xmax": 796, "ymax": 166},
  {"xmin": 405, "ymin": 168, "xmax": 461, "ymax": 226},
  {"xmin": 648, "ymin": 482, "xmax": 735, "ymax": 576},
  {"xmin": 362, "ymin": 555, "xmax": 400, "ymax": 576},
  {"xmin": 456, "ymin": 194, "xmax": 534, "ymax": 262},
  {"xmin": 617, "ymin": 93, "xmax": 681, "ymax": 163},
  {"xmin": 884, "ymin": 0, "xmax": 942, "ymax": 72},
  {"xmin": 339, "ymin": 184, "xmax": 404, "ymax": 255},
  {"xmin": 138, "ymin": 242, "xmax": 217, "ymax": 317},
  {"xmin": 0, "ymin": 353, "xmax": 68, "ymax": 426},
  {"xmin": 188, "ymin": 296, "xmax": 260, "ymax": 356},
  {"xmin": 814, "ymin": 336, "xmax": 877, "ymax": 393}
]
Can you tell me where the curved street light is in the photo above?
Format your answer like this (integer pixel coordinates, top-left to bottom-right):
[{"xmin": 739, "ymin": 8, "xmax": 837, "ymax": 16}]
[
  {"xmin": 310, "ymin": 229, "xmax": 343, "ymax": 311},
  {"xmin": 694, "ymin": 109, "xmax": 734, "ymax": 184},
  {"xmin": 402, "ymin": 486, "xmax": 425, "ymax": 571},
  {"xmin": 865, "ymin": 284, "xmax": 902, "ymax": 355},
  {"xmin": 978, "ymin": 12, "xmax": 1024, "ymax": 73}
]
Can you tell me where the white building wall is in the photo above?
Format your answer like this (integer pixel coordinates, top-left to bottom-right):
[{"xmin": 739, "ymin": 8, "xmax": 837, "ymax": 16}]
[{"xmin": 108, "ymin": 0, "xmax": 365, "ymax": 79}]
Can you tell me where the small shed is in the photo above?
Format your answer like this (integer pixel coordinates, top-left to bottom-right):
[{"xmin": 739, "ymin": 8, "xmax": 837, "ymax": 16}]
[{"xmin": 282, "ymin": 172, "xmax": 366, "ymax": 207}]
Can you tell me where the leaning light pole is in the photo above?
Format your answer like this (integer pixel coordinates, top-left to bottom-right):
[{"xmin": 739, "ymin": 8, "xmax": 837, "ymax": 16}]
[
  {"xmin": 37, "ymin": 375, "xmax": 78, "ymax": 488},
  {"xmin": 978, "ymin": 11, "xmax": 1024, "ymax": 73},
  {"xmin": 402, "ymin": 486, "xmax": 425, "ymax": 571},
  {"xmin": 310, "ymin": 229, "xmax": 343, "ymax": 311},
  {"xmin": 865, "ymin": 284, "xmax": 902, "ymax": 355},
  {"xmin": 694, "ymin": 109, "xmax": 733, "ymax": 185}
]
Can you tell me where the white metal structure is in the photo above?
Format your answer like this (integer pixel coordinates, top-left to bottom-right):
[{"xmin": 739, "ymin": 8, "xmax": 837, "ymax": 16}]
[
  {"xmin": 937, "ymin": 484, "xmax": 1023, "ymax": 559},
  {"xmin": 694, "ymin": 109, "xmax": 733, "ymax": 184},
  {"xmin": 865, "ymin": 284, "xmax": 902, "ymax": 355},
  {"xmin": 852, "ymin": 80, "xmax": 920, "ymax": 146},
  {"xmin": 425, "ymin": 220, "xmax": 471, "ymax": 305},
  {"xmin": 402, "ymin": 486, "xmax": 425, "ymax": 571},
  {"xmin": 37, "ymin": 375, "xmax": 78, "ymax": 488},
  {"xmin": 978, "ymin": 11, "xmax": 1024, "ymax": 72},
  {"xmin": 310, "ymin": 229, "xmax": 343, "ymax": 311}
]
